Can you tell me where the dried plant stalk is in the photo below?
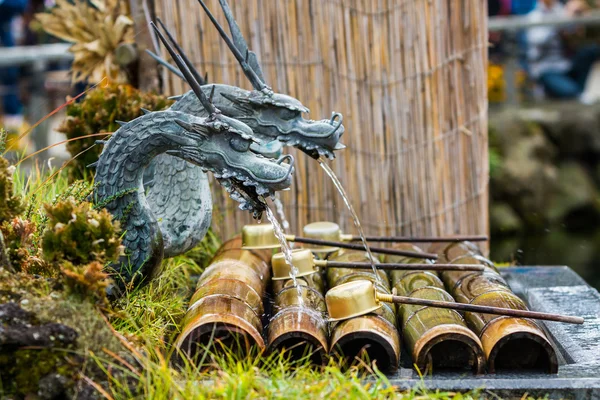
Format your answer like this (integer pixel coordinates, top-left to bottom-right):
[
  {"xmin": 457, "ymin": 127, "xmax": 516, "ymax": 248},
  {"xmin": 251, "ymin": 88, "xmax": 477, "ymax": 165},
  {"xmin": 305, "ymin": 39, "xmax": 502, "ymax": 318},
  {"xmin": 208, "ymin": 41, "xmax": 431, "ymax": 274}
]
[{"xmin": 36, "ymin": 0, "xmax": 135, "ymax": 84}]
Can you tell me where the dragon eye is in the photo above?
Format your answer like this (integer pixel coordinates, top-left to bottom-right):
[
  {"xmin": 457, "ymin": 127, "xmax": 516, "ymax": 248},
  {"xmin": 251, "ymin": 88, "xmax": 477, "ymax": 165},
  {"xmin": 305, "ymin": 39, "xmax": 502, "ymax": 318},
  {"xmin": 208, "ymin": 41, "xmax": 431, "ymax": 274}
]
[{"xmin": 230, "ymin": 136, "xmax": 251, "ymax": 152}]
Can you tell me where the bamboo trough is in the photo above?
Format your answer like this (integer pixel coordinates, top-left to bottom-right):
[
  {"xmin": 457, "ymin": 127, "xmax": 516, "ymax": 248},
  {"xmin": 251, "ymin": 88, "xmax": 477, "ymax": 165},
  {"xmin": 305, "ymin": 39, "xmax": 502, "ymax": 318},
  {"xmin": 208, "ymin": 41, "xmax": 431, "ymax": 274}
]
[
  {"xmin": 432, "ymin": 242, "xmax": 559, "ymax": 373},
  {"xmin": 385, "ymin": 244, "xmax": 485, "ymax": 374},
  {"xmin": 267, "ymin": 250, "xmax": 329, "ymax": 364},
  {"xmin": 175, "ymin": 236, "xmax": 271, "ymax": 360},
  {"xmin": 326, "ymin": 250, "xmax": 401, "ymax": 373}
]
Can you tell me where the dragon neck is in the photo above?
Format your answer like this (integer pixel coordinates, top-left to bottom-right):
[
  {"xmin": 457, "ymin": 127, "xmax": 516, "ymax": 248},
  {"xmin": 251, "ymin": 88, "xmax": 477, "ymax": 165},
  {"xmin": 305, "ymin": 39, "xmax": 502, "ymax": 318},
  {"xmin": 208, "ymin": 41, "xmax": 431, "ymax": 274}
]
[{"xmin": 93, "ymin": 111, "xmax": 193, "ymax": 287}]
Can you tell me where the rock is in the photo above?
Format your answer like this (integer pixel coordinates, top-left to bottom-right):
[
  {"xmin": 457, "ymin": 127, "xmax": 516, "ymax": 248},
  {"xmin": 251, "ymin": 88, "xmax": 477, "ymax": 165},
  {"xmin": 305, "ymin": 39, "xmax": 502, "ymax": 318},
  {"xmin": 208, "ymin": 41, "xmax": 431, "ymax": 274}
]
[
  {"xmin": 37, "ymin": 374, "xmax": 69, "ymax": 400},
  {"xmin": 489, "ymin": 111, "xmax": 559, "ymax": 228},
  {"xmin": 0, "ymin": 302, "xmax": 79, "ymax": 398},
  {"xmin": 535, "ymin": 102, "xmax": 600, "ymax": 157},
  {"xmin": 490, "ymin": 203, "xmax": 523, "ymax": 235},
  {"xmin": 547, "ymin": 162, "xmax": 600, "ymax": 224}
]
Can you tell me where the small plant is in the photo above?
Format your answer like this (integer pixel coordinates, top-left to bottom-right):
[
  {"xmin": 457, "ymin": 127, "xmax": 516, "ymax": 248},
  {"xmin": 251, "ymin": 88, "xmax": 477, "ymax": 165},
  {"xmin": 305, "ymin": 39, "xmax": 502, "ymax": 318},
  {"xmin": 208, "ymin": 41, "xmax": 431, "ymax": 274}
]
[
  {"xmin": 61, "ymin": 261, "xmax": 110, "ymax": 302},
  {"xmin": 41, "ymin": 198, "xmax": 122, "ymax": 266},
  {"xmin": 2, "ymin": 217, "xmax": 46, "ymax": 274},
  {"xmin": 0, "ymin": 143, "xmax": 24, "ymax": 223},
  {"xmin": 57, "ymin": 83, "xmax": 172, "ymax": 181}
]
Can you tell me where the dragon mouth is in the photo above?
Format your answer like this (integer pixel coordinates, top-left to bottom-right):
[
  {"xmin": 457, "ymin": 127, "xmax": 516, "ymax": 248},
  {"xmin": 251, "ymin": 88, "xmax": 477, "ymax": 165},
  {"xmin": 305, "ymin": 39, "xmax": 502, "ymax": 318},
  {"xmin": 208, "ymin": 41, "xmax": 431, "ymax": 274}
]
[
  {"xmin": 217, "ymin": 176, "xmax": 270, "ymax": 218},
  {"xmin": 212, "ymin": 155, "xmax": 294, "ymax": 218},
  {"xmin": 274, "ymin": 113, "xmax": 346, "ymax": 160}
]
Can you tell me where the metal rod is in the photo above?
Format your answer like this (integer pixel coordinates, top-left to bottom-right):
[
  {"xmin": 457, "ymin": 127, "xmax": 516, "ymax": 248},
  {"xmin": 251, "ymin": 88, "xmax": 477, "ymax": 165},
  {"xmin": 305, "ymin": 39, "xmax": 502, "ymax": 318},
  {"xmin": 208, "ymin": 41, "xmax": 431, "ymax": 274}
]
[
  {"xmin": 288, "ymin": 236, "xmax": 438, "ymax": 259},
  {"xmin": 324, "ymin": 262, "xmax": 484, "ymax": 272},
  {"xmin": 378, "ymin": 294, "xmax": 584, "ymax": 325},
  {"xmin": 346, "ymin": 235, "xmax": 488, "ymax": 243}
]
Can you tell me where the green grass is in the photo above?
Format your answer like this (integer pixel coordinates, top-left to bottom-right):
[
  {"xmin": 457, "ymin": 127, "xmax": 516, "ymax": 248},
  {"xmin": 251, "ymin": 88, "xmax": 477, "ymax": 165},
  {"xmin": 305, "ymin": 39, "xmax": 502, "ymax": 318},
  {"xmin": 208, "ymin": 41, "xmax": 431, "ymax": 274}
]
[{"xmin": 7, "ymin": 163, "xmax": 487, "ymax": 400}]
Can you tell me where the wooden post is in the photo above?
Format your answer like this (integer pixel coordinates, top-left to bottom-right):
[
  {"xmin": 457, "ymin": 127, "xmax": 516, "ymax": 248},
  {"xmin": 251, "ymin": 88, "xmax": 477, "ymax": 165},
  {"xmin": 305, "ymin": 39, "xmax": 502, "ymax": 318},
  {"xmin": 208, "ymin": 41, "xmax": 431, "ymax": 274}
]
[{"xmin": 129, "ymin": 0, "xmax": 159, "ymax": 91}]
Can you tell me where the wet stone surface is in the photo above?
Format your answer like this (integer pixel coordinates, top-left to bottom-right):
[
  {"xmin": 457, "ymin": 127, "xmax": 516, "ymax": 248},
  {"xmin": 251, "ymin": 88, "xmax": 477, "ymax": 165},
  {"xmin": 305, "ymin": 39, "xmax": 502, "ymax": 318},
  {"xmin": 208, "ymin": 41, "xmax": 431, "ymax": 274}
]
[{"xmin": 388, "ymin": 266, "xmax": 600, "ymax": 399}]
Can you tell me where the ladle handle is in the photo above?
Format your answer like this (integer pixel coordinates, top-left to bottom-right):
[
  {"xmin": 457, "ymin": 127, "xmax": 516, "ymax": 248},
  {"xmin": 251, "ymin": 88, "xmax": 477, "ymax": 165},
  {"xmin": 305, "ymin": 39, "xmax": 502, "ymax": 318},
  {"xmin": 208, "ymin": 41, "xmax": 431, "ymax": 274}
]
[
  {"xmin": 377, "ymin": 294, "xmax": 584, "ymax": 325},
  {"xmin": 289, "ymin": 236, "xmax": 438, "ymax": 259},
  {"xmin": 348, "ymin": 235, "xmax": 488, "ymax": 243},
  {"xmin": 324, "ymin": 262, "xmax": 484, "ymax": 272}
]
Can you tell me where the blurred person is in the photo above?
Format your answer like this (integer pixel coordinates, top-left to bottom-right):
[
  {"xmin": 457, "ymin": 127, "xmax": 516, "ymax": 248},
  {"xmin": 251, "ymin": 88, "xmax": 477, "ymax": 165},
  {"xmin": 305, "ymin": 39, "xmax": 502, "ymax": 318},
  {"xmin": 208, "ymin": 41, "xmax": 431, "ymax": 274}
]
[
  {"xmin": 0, "ymin": 0, "xmax": 28, "ymax": 125},
  {"xmin": 526, "ymin": 0, "xmax": 600, "ymax": 101}
]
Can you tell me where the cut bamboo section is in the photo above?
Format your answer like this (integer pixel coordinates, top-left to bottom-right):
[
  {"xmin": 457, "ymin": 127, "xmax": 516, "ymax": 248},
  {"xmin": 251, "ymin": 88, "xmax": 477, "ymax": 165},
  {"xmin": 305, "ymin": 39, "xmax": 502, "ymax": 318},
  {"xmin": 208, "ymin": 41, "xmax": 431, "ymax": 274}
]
[
  {"xmin": 153, "ymin": 0, "xmax": 489, "ymax": 244},
  {"xmin": 327, "ymin": 250, "xmax": 400, "ymax": 372},
  {"xmin": 268, "ymin": 284, "xmax": 329, "ymax": 365},
  {"xmin": 385, "ymin": 244, "xmax": 485, "ymax": 374},
  {"xmin": 175, "ymin": 237, "xmax": 270, "ymax": 361},
  {"xmin": 432, "ymin": 242, "xmax": 559, "ymax": 373}
]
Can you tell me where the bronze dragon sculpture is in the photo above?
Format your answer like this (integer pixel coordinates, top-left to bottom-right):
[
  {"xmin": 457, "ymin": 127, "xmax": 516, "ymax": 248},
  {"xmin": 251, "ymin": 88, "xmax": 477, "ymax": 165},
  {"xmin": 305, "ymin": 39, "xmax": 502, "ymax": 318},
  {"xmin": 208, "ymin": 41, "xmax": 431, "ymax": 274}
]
[{"xmin": 93, "ymin": 0, "xmax": 346, "ymax": 289}]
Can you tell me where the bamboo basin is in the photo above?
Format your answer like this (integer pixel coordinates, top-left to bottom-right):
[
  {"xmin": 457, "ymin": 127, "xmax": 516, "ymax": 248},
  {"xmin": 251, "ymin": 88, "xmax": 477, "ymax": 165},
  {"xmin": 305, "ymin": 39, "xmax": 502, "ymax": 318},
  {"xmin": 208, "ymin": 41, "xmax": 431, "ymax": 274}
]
[
  {"xmin": 326, "ymin": 251, "xmax": 400, "ymax": 371},
  {"xmin": 329, "ymin": 315, "xmax": 401, "ymax": 372},
  {"xmin": 272, "ymin": 270, "xmax": 326, "ymax": 294},
  {"xmin": 405, "ymin": 319, "xmax": 485, "ymax": 374},
  {"xmin": 268, "ymin": 307, "xmax": 329, "ymax": 365},
  {"xmin": 480, "ymin": 317, "xmax": 558, "ymax": 373},
  {"xmin": 432, "ymin": 242, "xmax": 559, "ymax": 374},
  {"xmin": 176, "ymin": 295, "xmax": 265, "ymax": 359},
  {"xmin": 190, "ymin": 278, "xmax": 264, "ymax": 315},
  {"xmin": 387, "ymin": 244, "xmax": 485, "ymax": 373},
  {"xmin": 392, "ymin": 271, "xmax": 445, "ymax": 297},
  {"xmin": 198, "ymin": 260, "xmax": 264, "ymax": 296},
  {"xmin": 176, "ymin": 237, "xmax": 270, "ymax": 363},
  {"xmin": 214, "ymin": 235, "xmax": 272, "ymax": 263},
  {"xmin": 273, "ymin": 285, "xmax": 327, "ymax": 315},
  {"xmin": 211, "ymin": 248, "xmax": 271, "ymax": 280}
]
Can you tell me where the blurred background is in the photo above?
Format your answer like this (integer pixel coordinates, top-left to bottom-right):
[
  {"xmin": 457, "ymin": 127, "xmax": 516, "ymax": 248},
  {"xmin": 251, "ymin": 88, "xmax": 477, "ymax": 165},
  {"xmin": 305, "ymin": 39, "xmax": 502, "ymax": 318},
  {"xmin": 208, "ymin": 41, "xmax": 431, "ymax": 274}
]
[{"xmin": 1, "ymin": 0, "xmax": 599, "ymax": 289}]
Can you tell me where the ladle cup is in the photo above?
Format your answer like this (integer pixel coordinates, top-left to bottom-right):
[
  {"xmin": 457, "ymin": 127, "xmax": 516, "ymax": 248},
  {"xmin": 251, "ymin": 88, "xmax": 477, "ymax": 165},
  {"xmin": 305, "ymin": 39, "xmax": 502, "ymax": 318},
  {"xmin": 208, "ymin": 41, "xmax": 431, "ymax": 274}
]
[
  {"xmin": 242, "ymin": 224, "xmax": 438, "ymax": 259},
  {"xmin": 270, "ymin": 249, "xmax": 485, "ymax": 280},
  {"xmin": 325, "ymin": 280, "xmax": 585, "ymax": 324},
  {"xmin": 303, "ymin": 221, "xmax": 487, "ymax": 247}
]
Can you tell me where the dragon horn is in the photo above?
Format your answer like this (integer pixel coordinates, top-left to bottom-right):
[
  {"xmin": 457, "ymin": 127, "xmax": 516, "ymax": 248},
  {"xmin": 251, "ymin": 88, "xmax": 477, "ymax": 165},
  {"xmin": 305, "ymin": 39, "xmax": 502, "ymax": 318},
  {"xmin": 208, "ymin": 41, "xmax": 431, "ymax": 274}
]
[
  {"xmin": 196, "ymin": 0, "xmax": 268, "ymax": 91},
  {"xmin": 156, "ymin": 18, "xmax": 206, "ymax": 86},
  {"xmin": 218, "ymin": 0, "xmax": 266, "ymax": 83},
  {"xmin": 145, "ymin": 49, "xmax": 185, "ymax": 80},
  {"xmin": 151, "ymin": 22, "xmax": 217, "ymax": 115}
]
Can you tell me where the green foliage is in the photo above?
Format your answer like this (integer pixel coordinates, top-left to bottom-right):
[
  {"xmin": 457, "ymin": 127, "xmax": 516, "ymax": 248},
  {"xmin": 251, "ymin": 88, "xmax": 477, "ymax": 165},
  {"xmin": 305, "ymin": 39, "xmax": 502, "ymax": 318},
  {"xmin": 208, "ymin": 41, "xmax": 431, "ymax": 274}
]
[
  {"xmin": 57, "ymin": 84, "xmax": 173, "ymax": 181},
  {"xmin": 0, "ymin": 150, "xmax": 24, "ymax": 224},
  {"xmin": 2, "ymin": 217, "xmax": 45, "ymax": 274},
  {"xmin": 41, "ymin": 198, "xmax": 122, "ymax": 266},
  {"xmin": 61, "ymin": 261, "xmax": 111, "ymax": 303}
]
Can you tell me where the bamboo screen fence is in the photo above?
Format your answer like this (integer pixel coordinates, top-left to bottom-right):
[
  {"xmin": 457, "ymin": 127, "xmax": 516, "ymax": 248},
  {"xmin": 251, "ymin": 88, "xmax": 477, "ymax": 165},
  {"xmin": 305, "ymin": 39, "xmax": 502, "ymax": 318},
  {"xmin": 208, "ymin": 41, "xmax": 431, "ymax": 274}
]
[{"xmin": 154, "ymin": 0, "xmax": 489, "ymax": 241}]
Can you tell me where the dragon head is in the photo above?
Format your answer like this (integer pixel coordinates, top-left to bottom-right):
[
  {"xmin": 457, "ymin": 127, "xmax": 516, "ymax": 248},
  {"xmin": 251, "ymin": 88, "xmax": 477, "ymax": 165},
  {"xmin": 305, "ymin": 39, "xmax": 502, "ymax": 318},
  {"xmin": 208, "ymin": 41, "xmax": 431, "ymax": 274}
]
[
  {"xmin": 152, "ymin": 22, "xmax": 293, "ymax": 217},
  {"xmin": 219, "ymin": 88, "xmax": 345, "ymax": 160},
  {"xmin": 196, "ymin": 0, "xmax": 346, "ymax": 160},
  {"xmin": 171, "ymin": 112, "xmax": 293, "ymax": 216}
]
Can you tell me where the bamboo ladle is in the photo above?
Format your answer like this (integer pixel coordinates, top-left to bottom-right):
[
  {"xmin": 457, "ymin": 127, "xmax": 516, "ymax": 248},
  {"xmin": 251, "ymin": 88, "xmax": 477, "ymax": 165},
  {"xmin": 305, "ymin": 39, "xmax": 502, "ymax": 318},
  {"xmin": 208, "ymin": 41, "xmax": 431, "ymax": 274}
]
[
  {"xmin": 303, "ymin": 221, "xmax": 487, "ymax": 245},
  {"xmin": 270, "ymin": 249, "xmax": 485, "ymax": 280},
  {"xmin": 242, "ymin": 224, "xmax": 438, "ymax": 259},
  {"xmin": 325, "ymin": 280, "xmax": 584, "ymax": 324}
]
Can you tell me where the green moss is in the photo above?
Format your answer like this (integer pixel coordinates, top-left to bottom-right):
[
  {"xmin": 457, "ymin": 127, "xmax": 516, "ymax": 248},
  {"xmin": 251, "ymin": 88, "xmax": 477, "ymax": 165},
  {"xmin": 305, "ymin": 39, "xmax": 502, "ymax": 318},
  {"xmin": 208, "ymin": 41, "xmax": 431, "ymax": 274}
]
[
  {"xmin": 41, "ymin": 198, "xmax": 122, "ymax": 266},
  {"xmin": 0, "ymin": 151, "xmax": 24, "ymax": 224},
  {"xmin": 0, "ymin": 348, "xmax": 78, "ymax": 396},
  {"xmin": 57, "ymin": 84, "xmax": 173, "ymax": 181},
  {"xmin": 0, "ymin": 269, "xmax": 130, "ymax": 397}
]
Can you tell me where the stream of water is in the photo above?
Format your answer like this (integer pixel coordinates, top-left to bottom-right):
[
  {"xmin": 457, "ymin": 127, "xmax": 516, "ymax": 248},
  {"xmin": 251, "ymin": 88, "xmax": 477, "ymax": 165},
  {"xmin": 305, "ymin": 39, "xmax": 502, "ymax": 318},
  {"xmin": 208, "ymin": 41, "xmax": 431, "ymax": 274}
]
[
  {"xmin": 264, "ymin": 206, "xmax": 304, "ymax": 305},
  {"xmin": 317, "ymin": 158, "xmax": 381, "ymax": 282},
  {"xmin": 273, "ymin": 193, "xmax": 290, "ymax": 233}
]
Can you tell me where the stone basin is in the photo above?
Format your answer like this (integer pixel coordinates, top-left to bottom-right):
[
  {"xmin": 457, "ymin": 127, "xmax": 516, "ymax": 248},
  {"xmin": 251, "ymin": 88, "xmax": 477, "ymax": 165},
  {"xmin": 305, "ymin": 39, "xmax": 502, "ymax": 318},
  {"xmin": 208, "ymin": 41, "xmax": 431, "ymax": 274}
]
[{"xmin": 387, "ymin": 266, "xmax": 600, "ymax": 399}]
